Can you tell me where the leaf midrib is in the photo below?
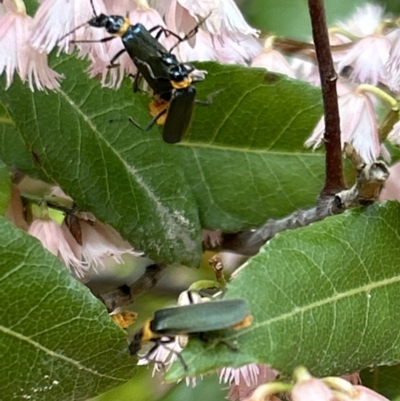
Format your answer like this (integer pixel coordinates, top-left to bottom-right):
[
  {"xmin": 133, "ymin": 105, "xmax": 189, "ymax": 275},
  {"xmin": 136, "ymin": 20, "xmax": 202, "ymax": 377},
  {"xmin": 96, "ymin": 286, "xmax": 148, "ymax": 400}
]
[{"xmin": 0, "ymin": 325, "xmax": 126, "ymax": 382}]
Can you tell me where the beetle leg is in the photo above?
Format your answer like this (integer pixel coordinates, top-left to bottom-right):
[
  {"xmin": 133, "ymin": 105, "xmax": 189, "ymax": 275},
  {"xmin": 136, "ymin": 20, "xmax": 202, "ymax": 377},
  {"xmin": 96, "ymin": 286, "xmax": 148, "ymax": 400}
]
[{"xmin": 108, "ymin": 48, "xmax": 127, "ymax": 68}]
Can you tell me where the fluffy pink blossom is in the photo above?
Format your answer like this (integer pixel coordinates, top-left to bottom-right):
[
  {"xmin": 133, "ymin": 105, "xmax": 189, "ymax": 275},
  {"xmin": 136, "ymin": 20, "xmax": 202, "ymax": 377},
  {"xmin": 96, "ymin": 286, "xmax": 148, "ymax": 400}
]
[
  {"xmin": 156, "ymin": 0, "xmax": 259, "ymax": 40},
  {"xmin": 351, "ymin": 386, "xmax": 390, "ymax": 401},
  {"xmin": 137, "ymin": 334, "xmax": 184, "ymax": 368},
  {"xmin": 202, "ymin": 229, "xmax": 222, "ymax": 248},
  {"xmin": 329, "ymin": 30, "xmax": 352, "ymax": 63},
  {"xmin": 291, "ymin": 58, "xmax": 321, "ymax": 86},
  {"xmin": 337, "ymin": 35, "xmax": 391, "ymax": 85},
  {"xmin": 0, "ymin": 0, "xmax": 62, "ymax": 90},
  {"xmin": 176, "ymin": 28, "xmax": 261, "ymax": 64},
  {"xmin": 30, "ymin": 0, "xmax": 77, "ymax": 52},
  {"xmin": 292, "ymin": 376, "xmax": 334, "ymax": 401},
  {"xmin": 380, "ymin": 161, "xmax": 400, "ymax": 201},
  {"xmin": 306, "ymin": 90, "xmax": 380, "ymax": 163},
  {"xmin": 387, "ymin": 120, "xmax": 400, "ymax": 145},
  {"xmin": 291, "ymin": 57, "xmax": 355, "ymax": 95},
  {"xmin": 251, "ymin": 39, "xmax": 296, "ymax": 78},
  {"xmin": 31, "ymin": 0, "xmax": 111, "ymax": 52},
  {"xmin": 28, "ymin": 218, "xmax": 88, "ymax": 278},
  {"xmin": 333, "ymin": 3, "xmax": 390, "ymax": 86},
  {"xmin": 26, "ymin": 0, "xmax": 260, "ymax": 88},
  {"xmin": 336, "ymin": 3, "xmax": 384, "ymax": 37},
  {"xmin": 341, "ymin": 372, "xmax": 361, "ymax": 385},
  {"xmin": 222, "ymin": 364, "xmax": 279, "ymax": 401},
  {"xmin": 80, "ymin": 220, "xmax": 143, "ymax": 271},
  {"xmin": 246, "ymin": 368, "xmax": 387, "ymax": 401},
  {"xmin": 385, "ymin": 28, "xmax": 400, "ymax": 91}
]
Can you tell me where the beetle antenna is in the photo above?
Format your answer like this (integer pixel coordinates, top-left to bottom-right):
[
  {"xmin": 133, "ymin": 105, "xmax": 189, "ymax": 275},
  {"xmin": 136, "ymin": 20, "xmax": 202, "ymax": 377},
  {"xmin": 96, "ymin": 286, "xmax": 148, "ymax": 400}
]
[
  {"xmin": 169, "ymin": 12, "xmax": 211, "ymax": 53},
  {"xmin": 90, "ymin": 0, "xmax": 98, "ymax": 17},
  {"xmin": 58, "ymin": 0, "xmax": 99, "ymax": 43},
  {"xmin": 58, "ymin": 20, "xmax": 90, "ymax": 43}
]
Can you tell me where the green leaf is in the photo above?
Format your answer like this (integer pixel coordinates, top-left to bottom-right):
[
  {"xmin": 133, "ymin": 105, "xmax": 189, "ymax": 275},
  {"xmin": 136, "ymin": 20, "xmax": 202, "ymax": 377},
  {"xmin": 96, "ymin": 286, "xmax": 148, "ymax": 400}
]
[
  {"xmin": 159, "ymin": 374, "xmax": 225, "ymax": 401},
  {"xmin": 181, "ymin": 63, "xmax": 324, "ymax": 229},
  {"xmin": 0, "ymin": 160, "xmax": 11, "ymax": 214},
  {"xmin": 0, "ymin": 217, "xmax": 136, "ymax": 400},
  {"xmin": 0, "ymin": 101, "xmax": 42, "ymax": 178},
  {"xmin": 167, "ymin": 201, "xmax": 400, "ymax": 380},
  {"xmin": 361, "ymin": 365, "xmax": 400, "ymax": 400},
  {"xmin": 89, "ymin": 367, "xmax": 159, "ymax": 401},
  {"xmin": 0, "ymin": 56, "xmax": 202, "ymax": 266},
  {"xmin": 0, "ymin": 54, "xmax": 323, "ymax": 263}
]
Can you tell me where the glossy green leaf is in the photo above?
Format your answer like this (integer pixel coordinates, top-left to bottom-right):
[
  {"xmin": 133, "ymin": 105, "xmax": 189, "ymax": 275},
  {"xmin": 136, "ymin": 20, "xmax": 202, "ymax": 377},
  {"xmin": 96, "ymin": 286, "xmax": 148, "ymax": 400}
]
[
  {"xmin": 0, "ymin": 217, "xmax": 136, "ymax": 401},
  {"xmin": 168, "ymin": 201, "xmax": 400, "ymax": 380},
  {"xmin": 0, "ymin": 56, "xmax": 202, "ymax": 266},
  {"xmin": 0, "ymin": 54, "xmax": 323, "ymax": 263},
  {"xmin": 0, "ymin": 160, "xmax": 11, "ymax": 214},
  {"xmin": 159, "ymin": 374, "xmax": 225, "ymax": 401},
  {"xmin": 0, "ymin": 101, "xmax": 42, "ymax": 178},
  {"xmin": 361, "ymin": 365, "xmax": 400, "ymax": 400},
  {"xmin": 180, "ymin": 63, "xmax": 324, "ymax": 229}
]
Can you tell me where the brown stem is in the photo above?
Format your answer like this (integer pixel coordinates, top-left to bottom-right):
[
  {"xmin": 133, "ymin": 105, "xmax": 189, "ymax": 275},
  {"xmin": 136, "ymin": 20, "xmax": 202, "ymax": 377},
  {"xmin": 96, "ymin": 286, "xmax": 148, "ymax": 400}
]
[{"xmin": 308, "ymin": 0, "xmax": 345, "ymax": 195}]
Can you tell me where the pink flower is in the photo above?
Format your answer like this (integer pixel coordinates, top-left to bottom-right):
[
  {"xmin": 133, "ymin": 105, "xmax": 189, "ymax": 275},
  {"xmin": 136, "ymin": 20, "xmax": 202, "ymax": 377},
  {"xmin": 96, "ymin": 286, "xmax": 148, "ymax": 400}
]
[
  {"xmin": 175, "ymin": 28, "xmax": 261, "ymax": 64},
  {"xmin": 336, "ymin": 3, "xmax": 384, "ymax": 37},
  {"xmin": 222, "ymin": 364, "xmax": 279, "ymax": 401},
  {"xmin": 291, "ymin": 58, "xmax": 355, "ymax": 95},
  {"xmin": 292, "ymin": 377, "xmax": 334, "ymax": 401},
  {"xmin": 30, "ymin": 0, "xmax": 110, "ymax": 53},
  {"xmin": 80, "ymin": 220, "xmax": 143, "ymax": 271},
  {"xmin": 202, "ymin": 229, "xmax": 222, "ymax": 248},
  {"xmin": 337, "ymin": 35, "xmax": 391, "ymax": 85},
  {"xmin": 380, "ymin": 161, "xmax": 400, "ymax": 201},
  {"xmin": 291, "ymin": 58, "xmax": 321, "ymax": 86},
  {"xmin": 28, "ymin": 218, "xmax": 88, "ymax": 279},
  {"xmin": 385, "ymin": 28, "xmax": 400, "ymax": 91},
  {"xmin": 130, "ymin": 7, "xmax": 177, "ymax": 50},
  {"xmin": 28, "ymin": 0, "xmax": 261, "ymax": 87},
  {"xmin": 137, "ymin": 334, "xmax": 184, "ymax": 369},
  {"xmin": 329, "ymin": 31, "xmax": 352, "ymax": 63},
  {"xmin": 0, "ymin": 0, "xmax": 62, "ymax": 90},
  {"xmin": 30, "ymin": 0, "xmax": 77, "ymax": 52},
  {"xmin": 387, "ymin": 120, "xmax": 400, "ymax": 145},
  {"xmin": 251, "ymin": 39, "xmax": 296, "ymax": 78},
  {"xmin": 166, "ymin": 0, "xmax": 259, "ymax": 40},
  {"xmin": 306, "ymin": 90, "xmax": 380, "ymax": 163},
  {"xmin": 351, "ymin": 386, "xmax": 390, "ymax": 401},
  {"xmin": 341, "ymin": 372, "xmax": 360, "ymax": 385}
]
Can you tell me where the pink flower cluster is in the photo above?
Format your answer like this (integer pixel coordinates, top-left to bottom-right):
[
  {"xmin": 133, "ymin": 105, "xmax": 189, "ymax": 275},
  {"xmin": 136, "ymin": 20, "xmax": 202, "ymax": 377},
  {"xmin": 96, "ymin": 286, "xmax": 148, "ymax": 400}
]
[
  {"xmin": 246, "ymin": 367, "xmax": 388, "ymax": 401},
  {"xmin": 302, "ymin": 4, "xmax": 400, "ymax": 164},
  {"xmin": 6, "ymin": 182, "xmax": 144, "ymax": 280},
  {"xmin": 0, "ymin": 0, "xmax": 260, "ymax": 90}
]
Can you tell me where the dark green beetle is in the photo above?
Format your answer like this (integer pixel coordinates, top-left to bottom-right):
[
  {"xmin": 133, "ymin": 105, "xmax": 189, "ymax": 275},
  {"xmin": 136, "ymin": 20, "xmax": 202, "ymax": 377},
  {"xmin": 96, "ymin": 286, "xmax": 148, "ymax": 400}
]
[
  {"xmin": 64, "ymin": 0, "xmax": 206, "ymax": 143},
  {"xmin": 129, "ymin": 298, "xmax": 252, "ymax": 369}
]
